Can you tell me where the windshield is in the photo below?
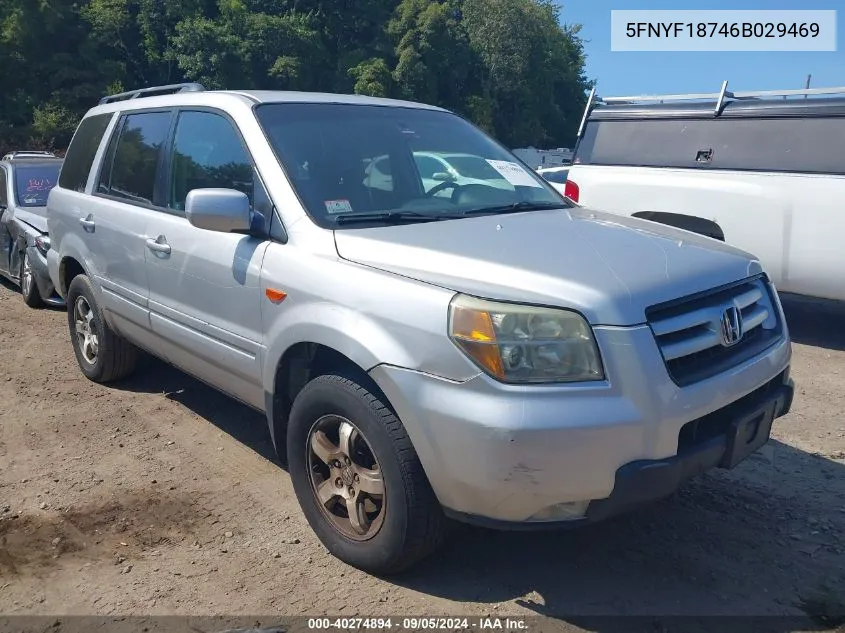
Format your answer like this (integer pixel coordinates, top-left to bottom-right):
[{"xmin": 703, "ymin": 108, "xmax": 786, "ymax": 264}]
[
  {"xmin": 14, "ymin": 163, "xmax": 61, "ymax": 207},
  {"xmin": 255, "ymin": 103, "xmax": 568, "ymax": 228}
]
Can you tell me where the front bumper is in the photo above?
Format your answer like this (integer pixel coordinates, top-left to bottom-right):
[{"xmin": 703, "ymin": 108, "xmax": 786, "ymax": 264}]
[
  {"xmin": 369, "ymin": 324, "xmax": 792, "ymax": 525},
  {"xmin": 448, "ymin": 370, "xmax": 793, "ymax": 529},
  {"xmin": 26, "ymin": 246, "xmax": 64, "ymax": 307}
]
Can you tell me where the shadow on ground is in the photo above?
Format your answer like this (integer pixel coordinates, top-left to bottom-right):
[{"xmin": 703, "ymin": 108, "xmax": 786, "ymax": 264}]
[
  {"xmin": 0, "ymin": 275, "xmax": 64, "ymax": 311},
  {"xmin": 112, "ymin": 354, "xmax": 279, "ymax": 466}
]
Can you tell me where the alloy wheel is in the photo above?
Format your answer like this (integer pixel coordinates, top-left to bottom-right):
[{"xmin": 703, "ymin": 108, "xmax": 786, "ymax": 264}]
[
  {"xmin": 73, "ymin": 296, "xmax": 99, "ymax": 364},
  {"xmin": 306, "ymin": 415, "xmax": 386, "ymax": 541}
]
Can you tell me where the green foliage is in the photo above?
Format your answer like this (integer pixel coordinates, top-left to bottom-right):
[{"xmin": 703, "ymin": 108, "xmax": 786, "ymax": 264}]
[
  {"xmin": 389, "ymin": 0, "xmax": 474, "ymax": 110},
  {"xmin": 32, "ymin": 102, "xmax": 79, "ymax": 144},
  {"xmin": 462, "ymin": 0, "xmax": 591, "ymax": 146},
  {"xmin": 0, "ymin": 0, "xmax": 590, "ymax": 151},
  {"xmin": 349, "ymin": 58, "xmax": 392, "ymax": 97}
]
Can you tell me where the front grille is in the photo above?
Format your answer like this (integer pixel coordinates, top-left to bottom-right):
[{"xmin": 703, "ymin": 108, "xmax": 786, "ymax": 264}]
[{"xmin": 647, "ymin": 275, "xmax": 784, "ymax": 387}]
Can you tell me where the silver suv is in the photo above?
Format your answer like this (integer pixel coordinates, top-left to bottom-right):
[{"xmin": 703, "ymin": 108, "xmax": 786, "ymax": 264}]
[{"xmin": 47, "ymin": 83, "xmax": 794, "ymax": 574}]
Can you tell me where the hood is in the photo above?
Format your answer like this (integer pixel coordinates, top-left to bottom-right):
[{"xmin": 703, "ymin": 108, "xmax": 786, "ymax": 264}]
[
  {"xmin": 333, "ymin": 206, "xmax": 763, "ymax": 326},
  {"xmin": 14, "ymin": 208, "xmax": 48, "ymax": 234}
]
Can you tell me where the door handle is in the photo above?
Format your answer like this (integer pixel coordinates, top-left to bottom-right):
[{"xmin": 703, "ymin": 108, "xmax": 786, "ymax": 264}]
[
  {"xmin": 695, "ymin": 148, "xmax": 713, "ymax": 164},
  {"xmin": 145, "ymin": 236, "xmax": 171, "ymax": 255},
  {"xmin": 79, "ymin": 215, "xmax": 96, "ymax": 232}
]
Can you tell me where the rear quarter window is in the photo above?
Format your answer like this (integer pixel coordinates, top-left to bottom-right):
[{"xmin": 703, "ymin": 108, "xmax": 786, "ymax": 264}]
[
  {"xmin": 58, "ymin": 113, "xmax": 113, "ymax": 192},
  {"xmin": 576, "ymin": 116, "xmax": 845, "ymax": 175}
]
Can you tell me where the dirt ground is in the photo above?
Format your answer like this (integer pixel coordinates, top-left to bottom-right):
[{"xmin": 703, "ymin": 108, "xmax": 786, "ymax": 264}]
[{"xmin": 0, "ymin": 278, "xmax": 843, "ymax": 630}]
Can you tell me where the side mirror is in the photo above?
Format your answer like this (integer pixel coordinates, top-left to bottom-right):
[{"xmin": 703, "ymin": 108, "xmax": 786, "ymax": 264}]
[
  {"xmin": 431, "ymin": 172, "xmax": 454, "ymax": 182},
  {"xmin": 185, "ymin": 188, "xmax": 251, "ymax": 233}
]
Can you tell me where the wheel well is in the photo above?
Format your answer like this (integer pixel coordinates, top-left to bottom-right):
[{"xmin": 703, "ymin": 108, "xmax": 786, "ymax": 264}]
[
  {"xmin": 59, "ymin": 257, "xmax": 85, "ymax": 295},
  {"xmin": 270, "ymin": 343, "xmax": 387, "ymax": 460},
  {"xmin": 632, "ymin": 212, "xmax": 725, "ymax": 241}
]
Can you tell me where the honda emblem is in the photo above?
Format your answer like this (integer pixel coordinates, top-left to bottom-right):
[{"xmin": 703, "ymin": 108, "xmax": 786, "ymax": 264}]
[{"xmin": 720, "ymin": 306, "xmax": 743, "ymax": 347}]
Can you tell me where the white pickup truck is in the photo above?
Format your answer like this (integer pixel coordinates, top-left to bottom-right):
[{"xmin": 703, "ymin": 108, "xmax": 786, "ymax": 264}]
[{"xmin": 566, "ymin": 81, "xmax": 845, "ymax": 304}]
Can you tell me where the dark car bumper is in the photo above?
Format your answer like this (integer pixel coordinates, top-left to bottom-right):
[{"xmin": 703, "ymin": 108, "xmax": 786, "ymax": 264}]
[{"xmin": 445, "ymin": 369, "xmax": 794, "ymax": 530}]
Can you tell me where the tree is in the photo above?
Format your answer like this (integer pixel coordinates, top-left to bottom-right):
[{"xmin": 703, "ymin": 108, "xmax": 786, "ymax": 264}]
[
  {"xmin": 388, "ymin": 0, "xmax": 475, "ymax": 111},
  {"xmin": 0, "ymin": 0, "xmax": 591, "ymax": 153},
  {"xmin": 0, "ymin": 0, "xmax": 105, "ymax": 153},
  {"xmin": 462, "ymin": 0, "xmax": 590, "ymax": 146},
  {"xmin": 286, "ymin": 0, "xmax": 398, "ymax": 92},
  {"xmin": 168, "ymin": 2, "xmax": 322, "ymax": 90},
  {"xmin": 349, "ymin": 58, "xmax": 393, "ymax": 97}
]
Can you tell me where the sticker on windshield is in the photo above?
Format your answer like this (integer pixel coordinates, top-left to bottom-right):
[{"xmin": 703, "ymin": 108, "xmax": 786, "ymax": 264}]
[
  {"xmin": 325, "ymin": 199, "xmax": 354, "ymax": 215},
  {"xmin": 485, "ymin": 160, "xmax": 543, "ymax": 188}
]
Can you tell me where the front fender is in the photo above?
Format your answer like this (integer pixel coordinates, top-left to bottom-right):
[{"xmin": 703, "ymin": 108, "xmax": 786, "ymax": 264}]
[
  {"xmin": 10, "ymin": 225, "xmax": 30, "ymax": 278},
  {"xmin": 262, "ymin": 299, "xmax": 480, "ymax": 396},
  {"xmin": 264, "ymin": 303, "xmax": 412, "ymax": 385},
  {"xmin": 259, "ymin": 249, "xmax": 484, "ymax": 397}
]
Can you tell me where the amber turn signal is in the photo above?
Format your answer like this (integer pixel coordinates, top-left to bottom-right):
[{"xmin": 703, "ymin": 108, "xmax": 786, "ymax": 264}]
[
  {"xmin": 450, "ymin": 303, "xmax": 505, "ymax": 379},
  {"xmin": 265, "ymin": 288, "xmax": 287, "ymax": 303}
]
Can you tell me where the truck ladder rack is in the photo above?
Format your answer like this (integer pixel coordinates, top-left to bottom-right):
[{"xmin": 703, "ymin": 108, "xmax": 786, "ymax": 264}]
[{"xmin": 576, "ymin": 80, "xmax": 845, "ymax": 137}]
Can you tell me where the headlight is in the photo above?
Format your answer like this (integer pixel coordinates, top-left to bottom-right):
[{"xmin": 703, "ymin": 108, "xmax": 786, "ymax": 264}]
[
  {"xmin": 448, "ymin": 294, "xmax": 604, "ymax": 383},
  {"xmin": 34, "ymin": 235, "xmax": 51, "ymax": 256}
]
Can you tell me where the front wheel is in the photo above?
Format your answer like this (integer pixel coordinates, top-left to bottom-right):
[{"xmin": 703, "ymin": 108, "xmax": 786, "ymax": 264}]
[
  {"xmin": 287, "ymin": 374, "xmax": 446, "ymax": 574},
  {"xmin": 20, "ymin": 252, "xmax": 44, "ymax": 308},
  {"xmin": 66, "ymin": 274, "xmax": 138, "ymax": 383}
]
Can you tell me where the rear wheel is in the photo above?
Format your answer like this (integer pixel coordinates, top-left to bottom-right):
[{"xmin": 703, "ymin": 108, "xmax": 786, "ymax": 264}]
[
  {"xmin": 66, "ymin": 274, "xmax": 138, "ymax": 383},
  {"xmin": 287, "ymin": 374, "xmax": 446, "ymax": 574},
  {"xmin": 20, "ymin": 252, "xmax": 44, "ymax": 308}
]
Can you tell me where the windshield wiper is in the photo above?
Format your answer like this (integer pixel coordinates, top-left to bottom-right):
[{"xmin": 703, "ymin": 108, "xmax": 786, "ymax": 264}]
[
  {"xmin": 334, "ymin": 210, "xmax": 446, "ymax": 226},
  {"xmin": 460, "ymin": 201, "xmax": 566, "ymax": 217}
]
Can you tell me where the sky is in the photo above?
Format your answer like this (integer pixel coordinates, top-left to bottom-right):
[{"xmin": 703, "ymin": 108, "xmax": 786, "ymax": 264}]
[{"xmin": 557, "ymin": 0, "xmax": 844, "ymax": 97}]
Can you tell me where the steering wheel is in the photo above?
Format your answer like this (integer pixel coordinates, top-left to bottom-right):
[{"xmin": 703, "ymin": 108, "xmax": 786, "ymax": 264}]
[{"xmin": 426, "ymin": 180, "xmax": 461, "ymax": 197}]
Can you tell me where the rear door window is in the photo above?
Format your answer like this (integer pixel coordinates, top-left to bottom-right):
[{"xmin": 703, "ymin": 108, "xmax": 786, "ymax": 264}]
[
  {"xmin": 0, "ymin": 167, "xmax": 7, "ymax": 207},
  {"xmin": 97, "ymin": 111, "xmax": 172, "ymax": 206}
]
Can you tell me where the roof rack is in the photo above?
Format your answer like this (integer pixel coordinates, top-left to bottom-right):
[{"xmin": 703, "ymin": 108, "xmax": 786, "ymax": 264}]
[
  {"xmin": 1, "ymin": 150, "xmax": 57, "ymax": 161},
  {"xmin": 99, "ymin": 82, "xmax": 206, "ymax": 105}
]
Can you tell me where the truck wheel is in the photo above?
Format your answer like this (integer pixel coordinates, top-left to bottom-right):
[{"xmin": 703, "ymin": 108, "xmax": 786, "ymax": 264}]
[
  {"xmin": 20, "ymin": 252, "xmax": 44, "ymax": 308},
  {"xmin": 287, "ymin": 373, "xmax": 446, "ymax": 575},
  {"xmin": 66, "ymin": 274, "xmax": 138, "ymax": 383}
]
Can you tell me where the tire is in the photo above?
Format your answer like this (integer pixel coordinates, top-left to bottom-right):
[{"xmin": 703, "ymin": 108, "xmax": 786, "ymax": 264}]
[
  {"xmin": 287, "ymin": 373, "xmax": 446, "ymax": 575},
  {"xmin": 66, "ymin": 274, "xmax": 138, "ymax": 383},
  {"xmin": 19, "ymin": 252, "xmax": 44, "ymax": 308}
]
